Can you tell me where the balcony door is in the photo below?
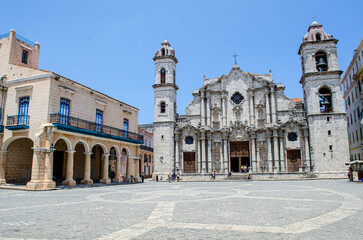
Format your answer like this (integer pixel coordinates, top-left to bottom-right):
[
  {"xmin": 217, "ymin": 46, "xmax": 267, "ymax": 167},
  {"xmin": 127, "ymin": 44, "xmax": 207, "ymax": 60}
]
[
  {"xmin": 18, "ymin": 96, "xmax": 29, "ymax": 124},
  {"xmin": 123, "ymin": 118, "xmax": 129, "ymax": 138},
  {"xmin": 96, "ymin": 109, "xmax": 103, "ymax": 132},
  {"xmin": 59, "ymin": 98, "xmax": 70, "ymax": 125}
]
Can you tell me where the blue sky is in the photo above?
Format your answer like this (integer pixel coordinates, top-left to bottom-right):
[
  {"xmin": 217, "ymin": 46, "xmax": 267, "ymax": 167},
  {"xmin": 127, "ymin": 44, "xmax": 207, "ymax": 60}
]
[{"xmin": 1, "ymin": 0, "xmax": 362, "ymax": 124}]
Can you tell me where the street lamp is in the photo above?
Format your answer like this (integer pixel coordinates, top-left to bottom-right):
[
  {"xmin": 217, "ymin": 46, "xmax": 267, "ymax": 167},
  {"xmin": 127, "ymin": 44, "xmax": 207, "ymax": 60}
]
[{"xmin": 50, "ymin": 143, "xmax": 56, "ymax": 153}]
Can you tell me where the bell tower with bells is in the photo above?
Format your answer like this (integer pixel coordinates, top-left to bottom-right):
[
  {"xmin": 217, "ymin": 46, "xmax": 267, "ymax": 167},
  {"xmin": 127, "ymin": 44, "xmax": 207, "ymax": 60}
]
[
  {"xmin": 299, "ymin": 21, "xmax": 349, "ymax": 176},
  {"xmin": 152, "ymin": 39, "xmax": 178, "ymax": 180}
]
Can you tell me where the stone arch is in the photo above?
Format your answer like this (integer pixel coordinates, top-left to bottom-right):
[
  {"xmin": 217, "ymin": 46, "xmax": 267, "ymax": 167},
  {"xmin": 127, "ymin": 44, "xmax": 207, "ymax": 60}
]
[
  {"xmin": 1, "ymin": 136, "xmax": 32, "ymax": 151},
  {"xmin": 91, "ymin": 143, "xmax": 108, "ymax": 154},
  {"xmin": 54, "ymin": 137, "xmax": 72, "ymax": 151},
  {"xmin": 74, "ymin": 140, "xmax": 90, "ymax": 153},
  {"xmin": 90, "ymin": 144, "xmax": 106, "ymax": 182},
  {"xmin": 109, "ymin": 145, "xmax": 120, "ymax": 155},
  {"xmin": 5, "ymin": 137, "xmax": 34, "ymax": 183},
  {"xmin": 121, "ymin": 147, "xmax": 129, "ymax": 179},
  {"xmin": 73, "ymin": 142, "xmax": 86, "ymax": 182}
]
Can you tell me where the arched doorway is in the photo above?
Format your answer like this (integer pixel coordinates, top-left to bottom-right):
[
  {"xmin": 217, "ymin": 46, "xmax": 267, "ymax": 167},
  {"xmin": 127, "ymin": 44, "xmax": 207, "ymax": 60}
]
[
  {"xmin": 6, "ymin": 138, "xmax": 33, "ymax": 183},
  {"xmin": 121, "ymin": 148, "xmax": 128, "ymax": 179},
  {"xmin": 73, "ymin": 142, "xmax": 86, "ymax": 183},
  {"xmin": 91, "ymin": 144, "xmax": 104, "ymax": 182},
  {"xmin": 53, "ymin": 139, "xmax": 68, "ymax": 184}
]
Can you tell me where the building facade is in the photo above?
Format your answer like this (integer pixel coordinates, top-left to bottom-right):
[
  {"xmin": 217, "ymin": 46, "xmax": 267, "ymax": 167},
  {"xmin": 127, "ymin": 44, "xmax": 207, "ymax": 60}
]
[
  {"xmin": 152, "ymin": 22, "xmax": 349, "ymax": 180},
  {"xmin": 342, "ymin": 38, "xmax": 363, "ymax": 180},
  {"xmin": 0, "ymin": 30, "xmax": 143, "ymax": 190},
  {"xmin": 138, "ymin": 126, "xmax": 153, "ymax": 178}
]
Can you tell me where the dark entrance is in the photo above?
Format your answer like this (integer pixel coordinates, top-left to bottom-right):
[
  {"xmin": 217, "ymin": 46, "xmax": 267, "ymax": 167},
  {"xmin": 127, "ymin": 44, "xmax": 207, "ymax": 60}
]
[
  {"xmin": 53, "ymin": 151, "xmax": 64, "ymax": 181},
  {"xmin": 286, "ymin": 149, "xmax": 301, "ymax": 172},
  {"xmin": 230, "ymin": 141, "xmax": 250, "ymax": 172},
  {"xmin": 183, "ymin": 152, "xmax": 196, "ymax": 173}
]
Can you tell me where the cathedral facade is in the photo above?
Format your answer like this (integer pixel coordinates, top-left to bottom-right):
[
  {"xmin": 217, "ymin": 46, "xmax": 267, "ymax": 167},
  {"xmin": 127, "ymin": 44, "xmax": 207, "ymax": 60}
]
[{"xmin": 152, "ymin": 22, "xmax": 349, "ymax": 180}]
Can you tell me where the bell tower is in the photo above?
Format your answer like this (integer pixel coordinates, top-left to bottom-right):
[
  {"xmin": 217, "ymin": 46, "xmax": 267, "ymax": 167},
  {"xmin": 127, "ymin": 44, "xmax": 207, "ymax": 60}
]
[
  {"xmin": 152, "ymin": 40, "xmax": 178, "ymax": 180},
  {"xmin": 299, "ymin": 21, "xmax": 349, "ymax": 177}
]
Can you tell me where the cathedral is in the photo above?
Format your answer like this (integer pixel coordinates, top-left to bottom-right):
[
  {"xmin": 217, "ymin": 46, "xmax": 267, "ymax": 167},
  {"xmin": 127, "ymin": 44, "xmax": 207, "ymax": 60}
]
[{"xmin": 152, "ymin": 22, "xmax": 349, "ymax": 180}]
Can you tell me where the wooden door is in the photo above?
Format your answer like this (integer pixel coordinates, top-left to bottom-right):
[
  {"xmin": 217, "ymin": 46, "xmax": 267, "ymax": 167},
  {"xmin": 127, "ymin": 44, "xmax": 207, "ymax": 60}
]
[
  {"xmin": 183, "ymin": 152, "xmax": 196, "ymax": 173},
  {"xmin": 286, "ymin": 150, "xmax": 301, "ymax": 172}
]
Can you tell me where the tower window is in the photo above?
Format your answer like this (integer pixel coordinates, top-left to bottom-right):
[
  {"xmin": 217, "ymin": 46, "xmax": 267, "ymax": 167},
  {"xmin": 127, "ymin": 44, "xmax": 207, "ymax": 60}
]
[
  {"xmin": 316, "ymin": 33, "xmax": 321, "ymax": 41},
  {"xmin": 328, "ymin": 130, "xmax": 331, "ymax": 136},
  {"xmin": 161, "ymin": 48, "xmax": 165, "ymax": 56},
  {"xmin": 160, "ymin": 68, "xmax": 166, "ymax": 84},
  {"xmin": 329, "ymin": 145, "xmax": 333, "ymax": 151},
  {"xmin": 327, "ymin": 117, "xmax": 330, "ymax": 122},
  {"xmin": 160, "ymin": 102, "xmax": 166, "ymax": 113},
  {"xmin": 22, "ymin": 50, "xmax": 28, "ymax": 64},
  {"xmin": 318, "ymin": 87, "xmax": 332, "ymax": 113},
  {"xmin": 315, "ymin": 51, "xmax": 328, "ymax": 72}
]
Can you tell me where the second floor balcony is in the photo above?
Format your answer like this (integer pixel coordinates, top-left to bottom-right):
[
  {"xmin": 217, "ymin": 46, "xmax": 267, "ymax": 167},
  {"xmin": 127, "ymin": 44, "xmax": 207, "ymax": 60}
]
[
  {"xmin": 50, "ymin": 113, "xmax": 143, "ymax": 144},
  {"xmin": 140, "ymin": 145, "xmax": 153, "ymax": 152},
  {"xmin": 6, "ymin": 115, "xmax": 30, "ymax": 130}
]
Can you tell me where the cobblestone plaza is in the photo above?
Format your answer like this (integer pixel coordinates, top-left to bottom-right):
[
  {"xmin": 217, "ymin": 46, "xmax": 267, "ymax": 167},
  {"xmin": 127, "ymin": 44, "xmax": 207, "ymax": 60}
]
[{"xmin": 0, "ymin": 180, "xmax": 362, "ymax": 239}]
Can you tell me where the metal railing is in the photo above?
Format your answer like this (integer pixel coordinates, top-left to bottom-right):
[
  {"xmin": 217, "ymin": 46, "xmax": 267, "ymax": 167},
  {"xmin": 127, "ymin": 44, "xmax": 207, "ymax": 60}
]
[
  {"xmin": 50, "ymin": 113, "xmax": 143, "ymax": 142},
  {"xmin": 140, "ymin": 145, "xmax": 153, "ymax": 152},
  {"xmin": 7, "ymin": 115, "xmax": 30, "ymax": 126}
]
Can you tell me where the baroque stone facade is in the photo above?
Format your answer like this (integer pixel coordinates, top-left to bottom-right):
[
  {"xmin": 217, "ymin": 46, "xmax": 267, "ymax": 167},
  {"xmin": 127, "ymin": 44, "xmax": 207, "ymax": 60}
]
[{"xmin": 152, "ymin": 22, "xmax": 349, "ymax": 180}]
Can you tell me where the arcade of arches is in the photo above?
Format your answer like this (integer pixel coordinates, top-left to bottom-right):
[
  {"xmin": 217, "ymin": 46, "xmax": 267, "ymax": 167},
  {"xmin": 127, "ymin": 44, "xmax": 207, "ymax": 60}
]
[{"xmin": 0, "ymin": 133, "xmax": 141, "ymax": 189}]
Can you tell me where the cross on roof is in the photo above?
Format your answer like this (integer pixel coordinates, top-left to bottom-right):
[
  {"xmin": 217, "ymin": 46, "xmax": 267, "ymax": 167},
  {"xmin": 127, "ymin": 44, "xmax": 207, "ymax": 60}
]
[
  {"xmin": 312, "ymin": 16, "xmax": 316, "ymax": 21},
  {"xmin": 232, "ymin": 52, "xmax": 238, "ymax": 65}
]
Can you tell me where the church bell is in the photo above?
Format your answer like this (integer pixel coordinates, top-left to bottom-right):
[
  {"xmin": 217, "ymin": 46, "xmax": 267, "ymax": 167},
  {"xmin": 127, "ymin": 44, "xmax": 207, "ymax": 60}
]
[{"xmin": 316, "ymin": 57, "xmax": 327, "ymax": 69}]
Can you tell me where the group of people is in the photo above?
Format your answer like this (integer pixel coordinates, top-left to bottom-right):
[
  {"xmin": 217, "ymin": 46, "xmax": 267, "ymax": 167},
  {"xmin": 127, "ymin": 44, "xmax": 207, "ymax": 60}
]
[
  {"xmin": 241, "ymin": 165, "xmax": 249, "ymax": 173},
  {"xmin": 168, "ymin": 172, "xmax": 180, "ymax": 182}
]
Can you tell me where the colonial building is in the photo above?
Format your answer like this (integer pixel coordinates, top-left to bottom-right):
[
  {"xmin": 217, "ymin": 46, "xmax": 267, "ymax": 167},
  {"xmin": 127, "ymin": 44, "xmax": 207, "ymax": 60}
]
[
  {"xmin": 152, "ymin": 22, "xmax": 349, "ymax": 180},
  {"xmin": 342, "ymin": 38, "xmax": 363, "ymax": 180},
  {"xmin": 138, "ymin": 126, "xmax": 153, "ymax": 178},
  {"xmin": 0, "ymin": 30, "xmax": 143, "ymax": 190}
]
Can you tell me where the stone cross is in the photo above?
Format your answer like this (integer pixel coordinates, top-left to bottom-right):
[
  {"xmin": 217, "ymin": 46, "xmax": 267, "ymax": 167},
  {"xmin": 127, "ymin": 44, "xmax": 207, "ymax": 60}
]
[{"xmin": 232, "ymin": 52, "xmax": 238, "ymax": 65}]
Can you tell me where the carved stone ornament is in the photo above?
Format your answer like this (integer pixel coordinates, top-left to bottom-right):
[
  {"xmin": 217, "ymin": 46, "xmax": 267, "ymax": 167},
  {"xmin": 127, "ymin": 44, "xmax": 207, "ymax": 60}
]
[{"xmin": 229, "ymin": 120, "xmax": 249, "ymax": 141}]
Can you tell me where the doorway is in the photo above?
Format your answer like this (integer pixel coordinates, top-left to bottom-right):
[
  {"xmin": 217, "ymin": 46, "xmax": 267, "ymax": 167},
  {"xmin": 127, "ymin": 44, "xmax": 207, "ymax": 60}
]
[
  {"xmin": 183, "ymin": 152, "xmax": 196, "ymax": 173},
  {"xmin": 286, "ymin": 149, "xmax": 301, "ymax": 172},
  {"xmin": 230, "ymin": 141, "xmax": 250, "ymax": 172}
]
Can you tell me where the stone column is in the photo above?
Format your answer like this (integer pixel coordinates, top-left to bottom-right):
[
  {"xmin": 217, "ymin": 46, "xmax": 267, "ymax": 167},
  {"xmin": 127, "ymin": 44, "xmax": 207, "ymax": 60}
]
[
  {"xmin": 270, "ymin": 87, "xmax": 276, "ymax": 123},
  {"xmin": 279, "ymin": 134, "xmax": 286, "ymax": 172},
  {"xmin": 223, "ymin": 136, "xmax": 229, "ymax": 173},
  {"xmin": 273, "ymin": 131, "xmax": 280, "ymax": 172},
  {"xmin": 222, "ymin": 96, "xmax": 227, "ymax": 128},
  {"xmin": 134, "ymin": 157, "xmax": 140, "ymax": 182},
  {"xmin": 180, "ymin": 149, "xmax": 184, "ymax": 174},
  {"xmin": 200, "ymin": 92, "xmax": 205, "ymax": 127},
  {"xmin": 207, "ymin": 93, "xmax": 211, "ymax": 127},
  {"xmin": 251, "ymin": 136, "xmax": 256, "ymax": 173},
  {"xmin": 304, "ymin": 131, "xmax": 311, "ymax": 171},
  {"xmin": 100, "ymin": 154, "xmax": 111, "ymax": 184},
  {"xmin": 201, "ymin": 132, "xmax": 206, "ymax": 173},
  {"xmin": 219, "ymin": 143, "xmax": 224, "ymax": 173},
  {"xmin": 62, "ymin": 151, "xmax": 76, "ymax": 186},
  {"xmin": 249, "ymin": 92, "xmax": 254, "ymax": 126},
  {"xmin": 265, "ymin": 89, "xmax": 270, "ymax": 124},
  {"xmin": 197, "ymin": 139, "xmax": 201, "ymax": 173},
  {"xmin": 113, "ymin": 154, "xmax": 123, "ymax": 183},
  {"xmin": 256, "ymin": 142, "xmax": 261, "ymax": 173},
  {"xmin": 267, "ymin": 133, "xmax": 273, "ymax": 173},
  {"xmin": 207, "ymin": 133, "xmax": 212, "ymax": 172},
  {"xmin": 81, "ymin": 152, "xmax": 93, "ymax": 185},
  {"xmin": 26, "ymin": 148, "xmax": 55, "ymax": 190},
  {"xmin": 175, "ymin": 135, "xmax": 180, "ymax": 171},
  {"xmin": 0, "ymin": 151, "xmax": 8, "ymax": 184}
]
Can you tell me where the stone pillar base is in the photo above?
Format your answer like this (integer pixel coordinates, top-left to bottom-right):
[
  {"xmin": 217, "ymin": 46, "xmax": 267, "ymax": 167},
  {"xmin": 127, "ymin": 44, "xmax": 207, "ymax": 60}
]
[
  {"xmin": 62, "ymin": 179, "xmax": 76, "ymax": 186},
  {"xmin": 0, "ymin": 179, "xmax": 6, "ymax": 184},
  {"xmin": 26, "ymin": 180, "xmax": 56, "ymax": 190},
  {"xmin": 80, "ymin": 179, "xmax": 93, "ymax": 185},
  {"xmin": 112, "ymin": 177, "xmax": 123, "ymax": 183},
  {"xmin": 100, "ymin": 178, "xmax": 111, "ymax": 184}
]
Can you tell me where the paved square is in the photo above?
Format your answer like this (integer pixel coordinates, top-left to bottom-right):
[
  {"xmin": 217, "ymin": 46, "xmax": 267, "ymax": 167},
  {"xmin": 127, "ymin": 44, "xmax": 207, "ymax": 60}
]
[{"xmin": 0, "ymin": 180, "xmax": 362, "ymax": 239}]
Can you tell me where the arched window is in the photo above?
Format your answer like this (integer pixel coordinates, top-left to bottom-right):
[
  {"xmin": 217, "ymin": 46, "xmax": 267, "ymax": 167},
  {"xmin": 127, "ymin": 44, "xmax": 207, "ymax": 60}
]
[
  {"xmin": 161, "ymin": 48, "xmax": 165, "ymax": 56},
  {"xmin": 315, "ymin": 33, "xmax": 321, "ymax": 41},
  {"xmin": 319, "ymin": 87, "xmax": 332, "ymax": 113},
  {"xmin": 95, "ymin": 109, "xmax": 103, "ymax": 132},
  {"xmin": 59, "ymin": 98, "xmax": 70, "ymax": 125},
  {"xmin": 160, "ymin": 102, "xmax": 166, "ymax": 113},
  {"xmin": 160, "ymin": 68, "xmax": 166, "ymax": 83},
  {"xmin": 315, "ymin": 51, "xmax": 328, "ymax": 72}
]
